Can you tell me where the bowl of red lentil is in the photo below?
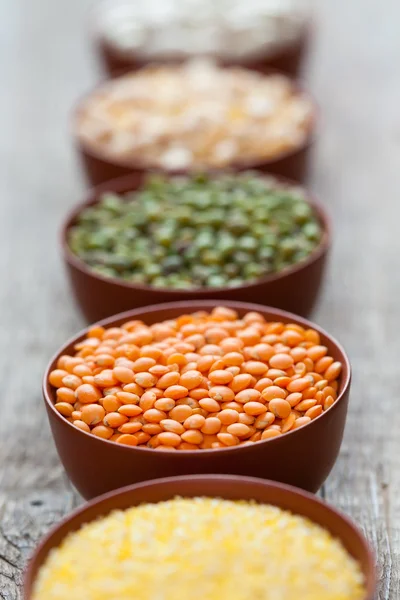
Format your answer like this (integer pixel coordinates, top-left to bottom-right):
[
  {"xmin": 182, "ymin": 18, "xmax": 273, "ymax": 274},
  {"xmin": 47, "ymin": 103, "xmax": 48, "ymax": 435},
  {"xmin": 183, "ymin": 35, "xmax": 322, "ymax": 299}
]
[
  {"xmin": 73, "ymin": 61, "xmax": 316, "ymax": 185},
  {"xmin": 24, "ymin": 475, "xmax": 375, "ymax": 600},
  {"xmin": 62, "ymin": 172, "xmax": 330, "ymax": 322},
  {"xmin": 43, "ymin": 301, "xmax": 350, "ymax": 500}
]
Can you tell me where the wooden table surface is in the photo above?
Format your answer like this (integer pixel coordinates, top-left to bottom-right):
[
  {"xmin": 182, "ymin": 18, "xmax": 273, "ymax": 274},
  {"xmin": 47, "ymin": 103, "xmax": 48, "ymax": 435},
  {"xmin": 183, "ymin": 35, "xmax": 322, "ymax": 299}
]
[{"xmin": 0, "ymin": 0, "xmax": 398, "ymax": 597}]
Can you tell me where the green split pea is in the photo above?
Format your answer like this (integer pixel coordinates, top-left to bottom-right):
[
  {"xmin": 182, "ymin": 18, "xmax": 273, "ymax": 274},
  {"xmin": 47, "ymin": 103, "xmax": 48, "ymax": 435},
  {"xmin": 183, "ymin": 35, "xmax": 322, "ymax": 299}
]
[{"xmin": 68, "ymin": 172, "xmax": 322, "ymax": 290}]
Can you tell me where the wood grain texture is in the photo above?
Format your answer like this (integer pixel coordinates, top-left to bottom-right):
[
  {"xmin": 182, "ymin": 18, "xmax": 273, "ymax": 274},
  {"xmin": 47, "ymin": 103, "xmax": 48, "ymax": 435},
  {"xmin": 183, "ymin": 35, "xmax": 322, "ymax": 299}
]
[
  {"xmin": 307, "ymin": 1, "xmax": 400, "ymax": 598},
  {"xmin": 0, "ymin": 0, "xmax": 398, "ymax": 597}
]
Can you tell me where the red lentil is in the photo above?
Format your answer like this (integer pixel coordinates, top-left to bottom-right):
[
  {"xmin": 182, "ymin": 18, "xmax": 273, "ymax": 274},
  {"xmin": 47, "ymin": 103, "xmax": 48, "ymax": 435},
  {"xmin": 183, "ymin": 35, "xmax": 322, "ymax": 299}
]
[{"xmin": 49, "ymin": 308, "xmax": 343, "ymax": 450}]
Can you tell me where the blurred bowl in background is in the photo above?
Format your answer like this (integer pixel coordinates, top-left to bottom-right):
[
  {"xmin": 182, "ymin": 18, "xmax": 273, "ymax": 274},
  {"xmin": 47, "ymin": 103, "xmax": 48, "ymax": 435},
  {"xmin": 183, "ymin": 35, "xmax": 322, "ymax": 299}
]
[
  {"xmin": 91, "ymin": 0, "xmax": 311, "ymax": 77},
  {"xmin": 77, "ymin": 126, "xmax": 313, "ymax": 186},
  {"xmin": 73, "ymin": 63, "xmax": 316, "ymax": 185},
  {"xmin": 61, "ymin": 173, "xmax": 330, "ymax": 322}
]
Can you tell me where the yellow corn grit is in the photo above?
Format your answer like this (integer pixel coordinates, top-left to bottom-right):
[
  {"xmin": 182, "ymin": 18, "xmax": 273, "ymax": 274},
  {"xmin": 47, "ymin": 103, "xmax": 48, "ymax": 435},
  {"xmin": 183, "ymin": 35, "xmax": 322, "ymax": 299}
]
[{"xmin": 33, "ymin": 497, "xmax": 365, "ymax": 600}]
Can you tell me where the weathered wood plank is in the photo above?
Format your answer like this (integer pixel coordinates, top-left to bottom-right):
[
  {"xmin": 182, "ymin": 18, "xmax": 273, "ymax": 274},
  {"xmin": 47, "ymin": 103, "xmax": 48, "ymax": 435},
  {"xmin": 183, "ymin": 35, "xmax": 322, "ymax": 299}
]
[
  {"xmin": 307, "ymin": 1, "xmax": 400, "ymax": 598},
  {"xmin": 0, "ymin": 0, "xmax": 94, "ymax": 597},
  {"xmin": 1, "ymin": 0, "xmax": 399, "ymax": 597}
]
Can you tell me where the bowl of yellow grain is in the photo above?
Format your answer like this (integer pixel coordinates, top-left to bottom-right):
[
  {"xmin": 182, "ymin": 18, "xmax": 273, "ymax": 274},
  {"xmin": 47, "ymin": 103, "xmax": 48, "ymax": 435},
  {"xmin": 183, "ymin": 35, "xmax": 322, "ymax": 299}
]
[
  {"xmin": 73, "ymin": 61, "xmax": 316, "ymax": 185},
  {"xmin": 25, "ymin": 475, "xmax": 375, "ymax": 600}
]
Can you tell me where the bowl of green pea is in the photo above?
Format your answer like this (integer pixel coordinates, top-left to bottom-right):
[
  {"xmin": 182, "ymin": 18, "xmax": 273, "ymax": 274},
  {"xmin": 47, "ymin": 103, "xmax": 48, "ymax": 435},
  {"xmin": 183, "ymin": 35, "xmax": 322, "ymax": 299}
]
[{"xmin": 62, "ymin": 171, "xmax": 330, "ymax": 322}]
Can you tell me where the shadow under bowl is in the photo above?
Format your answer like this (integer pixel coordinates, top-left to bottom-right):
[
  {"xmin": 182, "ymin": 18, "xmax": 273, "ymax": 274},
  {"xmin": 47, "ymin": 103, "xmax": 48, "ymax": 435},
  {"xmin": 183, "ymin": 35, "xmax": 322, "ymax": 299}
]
[
  {"xmin": 43, "ymin": 300, "xmax": 350, "ymax": 500},
  {"xmin": 24, "ymin": 475, "xmax": 376, "ymax": 600},
  {"xmin": 62, "ymin": 173, "xmax": 330, "ymax": 323}
]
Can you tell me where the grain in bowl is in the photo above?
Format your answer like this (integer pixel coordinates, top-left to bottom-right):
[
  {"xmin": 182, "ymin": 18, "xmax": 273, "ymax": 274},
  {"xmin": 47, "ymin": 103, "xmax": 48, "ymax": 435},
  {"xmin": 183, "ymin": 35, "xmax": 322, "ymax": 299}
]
[
  {"xmin": 49, "ymin": 306, "xmax": 342, "ymax": 450},
  {"xmin": 94, "ymin": 0, "xmax": 309, "ymax": 62},
  {"xmin": 75, "ymin": 60, "xmax": 314, "ymax": 171},
  {"xmin": 32, "ymin": 497, "xmax": 365, "ymax": 600},
  {"xmin": 67, "ymin": 172, "xmax": 323, "ymax": 290}
]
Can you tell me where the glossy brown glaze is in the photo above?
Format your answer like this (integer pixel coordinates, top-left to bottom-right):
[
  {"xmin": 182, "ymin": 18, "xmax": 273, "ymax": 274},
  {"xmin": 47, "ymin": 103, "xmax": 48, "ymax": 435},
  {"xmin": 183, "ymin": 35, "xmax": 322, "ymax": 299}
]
[
  {"xmin": 43, "ymin": 301, "xmax": 350, "ymax": 500},
  {"xmin": 96, "ymin": 28, "xmax": 309, "ymax": 78},
  {"xmin": 62, "ymin": 173, "xmax": 330, "ymax": 322},
  {"xmin": 73, "ymin": 67, "xmax": 316, "ymax": 185},
  {"xmin": 23, "ymin": 475, "xmax": 376, "ymax": 600},
  {"xmin": 79, "ymin": 138, "xmax": 311, "ymax": 186}
]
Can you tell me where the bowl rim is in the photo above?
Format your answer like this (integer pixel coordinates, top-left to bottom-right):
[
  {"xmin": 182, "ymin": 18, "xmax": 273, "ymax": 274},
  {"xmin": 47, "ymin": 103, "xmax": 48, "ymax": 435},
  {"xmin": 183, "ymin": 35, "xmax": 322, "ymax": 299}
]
[
  {"xmin": 61, "ymin": 171, "xmax": 331, "ymax": 296},
  {"xmin": 43, "ymin": 299, "xmax": 351, "ymax": 456},
  {"xmin": 23, "ymin": 474, "xmax": 376, "ymax": 600},
  {"xmin": 71, "ymin": 64, "xmax": 318, "ymax": 173}
]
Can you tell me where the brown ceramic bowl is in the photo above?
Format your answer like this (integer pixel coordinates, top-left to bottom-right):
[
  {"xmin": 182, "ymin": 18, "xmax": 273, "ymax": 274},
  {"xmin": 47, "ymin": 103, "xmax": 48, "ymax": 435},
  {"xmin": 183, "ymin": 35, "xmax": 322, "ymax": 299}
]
[
  {"xmin": 43, "ymin": 300, "xmax": 350, "ymax": 500},
  {"xmin": 95, "ymin": 27, "xmax": 309, "ymax": 78},
  {"xmin": 62, "ymin": 173, "xmax": 330, "ymax": 322},
  {"xmin": 24, "ymin": 475, "xmax": 376, "ymax": 600},
  {"xmin": 73, "ymin": 70, "xmax": 316, "ymax": 186}
]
